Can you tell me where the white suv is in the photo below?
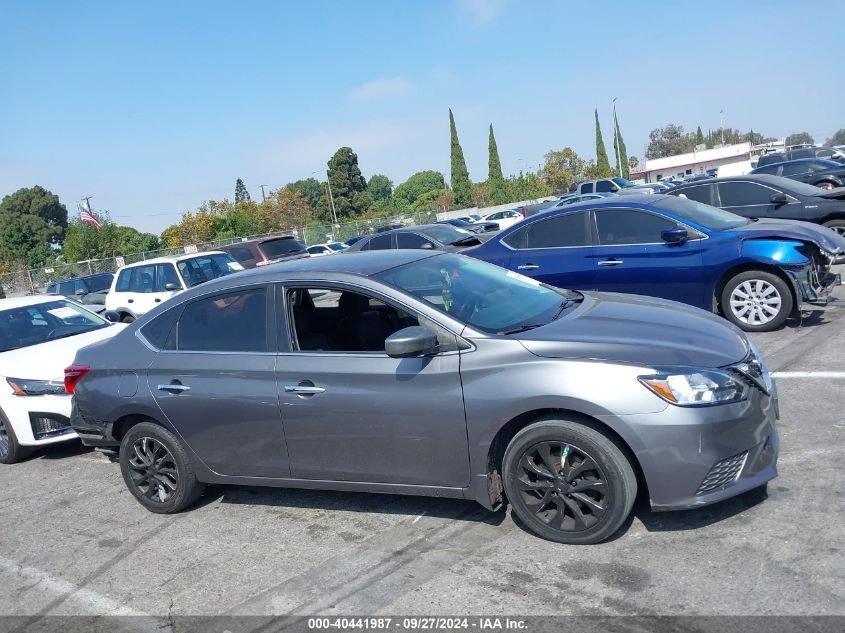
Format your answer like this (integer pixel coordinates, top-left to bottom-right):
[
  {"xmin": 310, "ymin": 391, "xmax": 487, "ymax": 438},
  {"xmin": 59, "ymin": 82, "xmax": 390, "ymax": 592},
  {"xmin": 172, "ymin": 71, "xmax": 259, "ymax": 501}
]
[{"xmin": 104, "ymin": 251, "xmax": 243, "ymax": 322}]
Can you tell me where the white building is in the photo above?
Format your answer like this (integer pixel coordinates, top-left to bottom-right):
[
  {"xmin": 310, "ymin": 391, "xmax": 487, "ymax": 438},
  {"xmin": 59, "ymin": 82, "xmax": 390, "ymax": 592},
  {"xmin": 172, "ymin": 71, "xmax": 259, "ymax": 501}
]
[{"xmin": 635, "ymin": 142, "xmax": 753, "ymax": 183}]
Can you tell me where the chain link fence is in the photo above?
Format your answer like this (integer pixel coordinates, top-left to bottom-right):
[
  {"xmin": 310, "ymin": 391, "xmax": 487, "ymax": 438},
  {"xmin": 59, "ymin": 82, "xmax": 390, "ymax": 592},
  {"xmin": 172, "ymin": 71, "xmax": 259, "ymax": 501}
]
[{"xmin": 0, "ymin": 211, "xmax": 438, "ymax": 297}]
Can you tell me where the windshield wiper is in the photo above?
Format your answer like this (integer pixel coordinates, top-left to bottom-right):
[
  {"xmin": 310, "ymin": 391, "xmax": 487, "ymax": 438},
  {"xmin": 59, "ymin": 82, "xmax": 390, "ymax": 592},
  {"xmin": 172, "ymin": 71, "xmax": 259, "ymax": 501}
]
[
  {"xmin": 551, "ymin": 291, "xmax": 584, "ymax": 320},
  {"xmin": 500, "ymin": 323, "xmax": 544, "ymax": 335},
  {"xmin": 450, "ymin": 236, "xmax": 480, "ymax": 246}
]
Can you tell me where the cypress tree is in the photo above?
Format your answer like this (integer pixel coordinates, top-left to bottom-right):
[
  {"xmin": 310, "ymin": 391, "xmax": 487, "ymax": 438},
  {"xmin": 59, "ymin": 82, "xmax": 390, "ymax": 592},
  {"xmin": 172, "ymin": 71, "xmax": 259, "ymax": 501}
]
[
  {"xmin": 235, "ymin": 178, "xmax": 250, "ymax": 203},
  {"xmin": 595, "ymin": 109, "xmax": 612, "ymax": 178},
  {"xmin": 449, "ymin": 109, "xmax": 472, "ymax": 208},
  {"xmin": 487, "ymin": 124, "xmax": 507, "ymax": 205},
  {"xmin": 613, "ymin": 110, "xmax": 629, "ymax": 179},
  {"xmin": 695, "ymin": 126, "xmax": 705, "ymax": 146}
]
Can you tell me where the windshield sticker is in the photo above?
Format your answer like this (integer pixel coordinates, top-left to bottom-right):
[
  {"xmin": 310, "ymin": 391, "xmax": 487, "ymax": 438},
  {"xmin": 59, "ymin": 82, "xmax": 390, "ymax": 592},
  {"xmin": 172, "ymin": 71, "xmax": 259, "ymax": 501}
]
[
  {"xmin": 506, "ymin": 270, "xmax": 541, "ymax": 286},
  {"xmin": 47, "ymin": 307, "xmax": 80, "ymax": 319}
]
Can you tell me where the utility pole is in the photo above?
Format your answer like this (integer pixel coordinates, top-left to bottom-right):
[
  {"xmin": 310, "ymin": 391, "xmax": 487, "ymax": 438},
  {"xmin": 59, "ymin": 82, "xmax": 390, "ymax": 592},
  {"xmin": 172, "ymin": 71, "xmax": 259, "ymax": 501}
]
[
  {"xmin": 325, "ymin": 170, "xmax": 337, "ymax": 225},
  {"xmin": 613, "ymin": 97, "xmax": 622, "ymax": 177},
  {"xmin": 81, "ymin": 196, "xmax": 93, "ymax": 213},
  {"xmin": 259, "ymin": 184, "xmax": 268, "ymax": 202}
]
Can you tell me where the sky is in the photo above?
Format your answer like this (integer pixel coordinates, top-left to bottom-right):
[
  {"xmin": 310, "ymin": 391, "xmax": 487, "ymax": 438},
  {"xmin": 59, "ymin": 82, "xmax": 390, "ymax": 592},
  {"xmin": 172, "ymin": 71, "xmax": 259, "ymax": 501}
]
[{"xmin": 2, "ymin": 0, "xmax": 844, "ymax": 234}]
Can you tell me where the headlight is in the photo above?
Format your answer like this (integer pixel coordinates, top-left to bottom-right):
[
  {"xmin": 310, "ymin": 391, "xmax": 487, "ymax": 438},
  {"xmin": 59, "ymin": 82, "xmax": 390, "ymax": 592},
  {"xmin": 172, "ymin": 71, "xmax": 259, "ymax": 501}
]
[
  {"xmin": 6, "ymin": 377, "xmax": 67, "ymax": 396},
  {"xmin": 639, "ymin": 369, "xmax": 747, "ymax": 406}
]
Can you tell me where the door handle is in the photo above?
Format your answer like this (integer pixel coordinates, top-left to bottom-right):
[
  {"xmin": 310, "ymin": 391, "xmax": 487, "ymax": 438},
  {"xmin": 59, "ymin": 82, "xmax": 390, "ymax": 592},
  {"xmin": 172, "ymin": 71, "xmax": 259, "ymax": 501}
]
[
  {"xmin": 157, "ymin": 383, "xmax": 190, "ymax": 394},
  {"xmin": 598, "ymin": 259, "xmax": 624, "ymax": 266},
  {"xmin": 284, "ymin": 385, "xmax": 326, "ymax": 395},
  {"xmin": 517, "ymin": 264, "xmax": 540, "ymax": 270},
  {"xmin": 155, "ymin": 298, "xmax": 161, "ymax": 303},
  {"xmin": 128, "ymin": 299, "xmax": 134, "ymax": 303}
]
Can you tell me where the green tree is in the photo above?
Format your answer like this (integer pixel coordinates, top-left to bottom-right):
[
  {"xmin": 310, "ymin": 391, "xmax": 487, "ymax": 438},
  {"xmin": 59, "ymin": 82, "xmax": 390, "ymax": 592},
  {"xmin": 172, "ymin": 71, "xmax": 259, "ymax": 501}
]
[
  {"xmin": 824, "ymin": 129, "xmax": 845, "ymax": 147},
  {"xmin": 613, "ymin": 110, "xmax": 629, "ymax": 178},
  {"xmin": 646, "ymin": 124, "xmax": 696, "ymax": 159},
  {"xmin": 786, "ymin": 132, "xmax": 814, "ymax": 146},
  {"xmin": 541, "ymin": 147, "xmax": 586, "ymax": 193},
  {"xmin": 287, "ymin": 178, "xmax": 324, "ymax": 210},
  {"xmin": 0, "ymin": 186, "xmax": 68, "ymax": 267},
  {"xmin": 449, "ymin": 109, "xmax": 472, "ymax": 208},
  {"xmin": 695, "ymin": 126, "xmax": 705, "ymax": 146},
  {"xmin": 506, "ymin": 172, "xmax": 551, "ymax": 202},
  {"xmin": 393, "ymin": 170, "xmax": 447, "ymax": 213},
  {"xmin": 327, "ymin": 147, "xmax": 368, "ymax": 218},
  {"xmin": 63, "ymin": 213, "xmax": 160, "ymax": 262},
  {"xmin": 367, "ymin": 174, "xmax": 393, "ymax": 201},
  {"xmin": 628, "ymin": 156, "xmax": 640, "ymax": 172},
  {"xmin": 705, "ymin": 129, "xmax": 715, "ymax": 149},
  {"xmin": 594, "ymin": 109, "xmax": 613, "ymax": 178},
  {"xmin": 234, "ymin": 178, "xmax": 250, "ymax": 203},
  {"xmin": 487, "ymin": 124, "xmax": 507, "ymax": 205}
]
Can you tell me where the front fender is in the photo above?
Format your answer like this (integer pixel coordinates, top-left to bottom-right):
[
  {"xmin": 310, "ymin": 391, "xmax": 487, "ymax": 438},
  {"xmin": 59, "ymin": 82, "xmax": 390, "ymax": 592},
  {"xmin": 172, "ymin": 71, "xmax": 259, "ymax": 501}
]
[{"xmin": 740, "ymin": 239, "xmax": 808, "ymax": 266}]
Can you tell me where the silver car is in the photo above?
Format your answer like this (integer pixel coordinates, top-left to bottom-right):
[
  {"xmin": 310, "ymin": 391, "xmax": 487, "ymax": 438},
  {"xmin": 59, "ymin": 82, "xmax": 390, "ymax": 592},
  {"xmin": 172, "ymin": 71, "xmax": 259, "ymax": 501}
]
[{"xmin": 69, "ymin": 251, "xmax": 778, "ymax": 544}]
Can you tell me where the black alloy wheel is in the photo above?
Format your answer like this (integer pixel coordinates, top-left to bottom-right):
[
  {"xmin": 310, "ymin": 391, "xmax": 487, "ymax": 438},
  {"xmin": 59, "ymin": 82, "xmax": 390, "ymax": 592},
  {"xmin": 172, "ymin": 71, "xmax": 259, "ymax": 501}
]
[{"xmin": 126, "ymin": 437, "xmax": 179, "ymax": 503}]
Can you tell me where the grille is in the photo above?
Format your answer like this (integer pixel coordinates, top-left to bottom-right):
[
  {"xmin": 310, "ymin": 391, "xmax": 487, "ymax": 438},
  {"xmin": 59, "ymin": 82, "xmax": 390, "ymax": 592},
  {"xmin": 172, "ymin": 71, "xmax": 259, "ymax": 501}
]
[
  {"xmin": 29, "ymin": 413, "xmax": 72, "ymax": 440},
  {"xmin": 697, "ymin": 451, "xmax": 748, "ymax": 495}
]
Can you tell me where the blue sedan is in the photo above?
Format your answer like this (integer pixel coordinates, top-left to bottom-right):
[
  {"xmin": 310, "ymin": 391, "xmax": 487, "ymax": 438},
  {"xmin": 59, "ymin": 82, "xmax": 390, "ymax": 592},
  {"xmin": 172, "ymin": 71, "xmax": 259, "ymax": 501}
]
[{"xmin": 468, "ymin": 194, "xmax": 845, "ymax": 331}]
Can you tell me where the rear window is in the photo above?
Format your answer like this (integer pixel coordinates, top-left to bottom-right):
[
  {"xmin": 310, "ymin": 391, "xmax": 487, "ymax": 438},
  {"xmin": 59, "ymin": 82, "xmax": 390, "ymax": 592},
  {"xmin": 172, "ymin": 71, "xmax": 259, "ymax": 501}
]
[
  {"xmin": 225, "ymin": 245, "xmax": 257, "ymax": 264},
  {"xmin": 177, "ymin": 254, "xmax": 243, "ymax": 288},
  {"xmin": 87, "ymin": 273, "xmax": 113, "ymax": 292},
  {"xmin": 259, "ymin": 238, "xmax": 306, "ymax": 259}
]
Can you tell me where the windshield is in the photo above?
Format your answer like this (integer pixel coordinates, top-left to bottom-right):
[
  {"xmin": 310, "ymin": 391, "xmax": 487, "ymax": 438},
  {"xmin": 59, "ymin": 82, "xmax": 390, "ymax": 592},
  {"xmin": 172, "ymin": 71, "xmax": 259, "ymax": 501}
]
[
  {"xmin": 447, "ymin": 219, "xmax": 472, "ymax": 227},
  {"xmin": 416, "ymin": 225, "xmax": 473, "ymax": 244},
  {"xmin": 0, "ymin": 300, "xmax": 108, "ymax": 352},
  {"xmin": 177, "ymin": 254, "xmax": 243, "ymax": 288},
  {"xmin": 260, "ymin": 238, "xmax": 307, "ymax": 258},
  {"xmin": 655, "ymin": 195, "xmax": 749, "ymax": 230},
  {"xmin": 778, "ymin": 178, "xmax": 837, "ymax": 197},
  {"xmin": 612, "ymin": 177, "xmax": 635, "ymax": 188},
  {"xmin": 375, "ymin": 254, "xmax": 577, "ymax": 334}
]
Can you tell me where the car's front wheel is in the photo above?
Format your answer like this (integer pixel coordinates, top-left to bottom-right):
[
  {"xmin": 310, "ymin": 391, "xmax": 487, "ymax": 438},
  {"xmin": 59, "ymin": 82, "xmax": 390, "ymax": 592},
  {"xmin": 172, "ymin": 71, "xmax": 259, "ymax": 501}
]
[
  {"xmin": 119, "ymin": 421, "xmax": 204, "ymax": 513},
  {"xmin": 721, "ymin": 270, "xmax": 793, "ymax": 332},
  {"xmin": 0, "ymin": 408, "xmax": 31, "ymax": 465},
  {"xmin": 502, "ymin": 417, "xmax": 637, "ymax": 545}
]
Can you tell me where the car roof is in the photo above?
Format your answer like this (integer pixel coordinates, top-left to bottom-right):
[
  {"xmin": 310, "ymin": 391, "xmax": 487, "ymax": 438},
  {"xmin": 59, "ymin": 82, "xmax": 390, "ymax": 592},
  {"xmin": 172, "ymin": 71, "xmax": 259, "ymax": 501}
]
[
  {"xmin": 0, "ymin": 294, "xmax": 73, "ymax": 309},
  {"xmin": 119, "ymin": 250, "xmax": 227, "ymax": 267},
  {"xmin": 48, "ymin": 271, "xmax": 113, "ymax": 284},
  {"xmin": 761, "ymin": 157, "xmax": 838, "ymax": 167},
  {"xmin": 672, "ymin": 174, "xmax": 795, "ymax": 188}
]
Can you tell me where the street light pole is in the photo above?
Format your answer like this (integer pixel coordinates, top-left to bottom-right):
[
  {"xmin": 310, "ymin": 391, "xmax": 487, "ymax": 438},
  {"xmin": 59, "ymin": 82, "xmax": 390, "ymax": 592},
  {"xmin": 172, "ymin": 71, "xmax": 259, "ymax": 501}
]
[
  {"xmin": 259, "ymin": 184, "xmax": 268, "ymax": 202},
  {"xmin": 612, "ymin": 98, "xmax": 622, "ymax": 177},
  {"xmin": 325, "ymin": 170, "xmax": 337, "ymax": 225}
]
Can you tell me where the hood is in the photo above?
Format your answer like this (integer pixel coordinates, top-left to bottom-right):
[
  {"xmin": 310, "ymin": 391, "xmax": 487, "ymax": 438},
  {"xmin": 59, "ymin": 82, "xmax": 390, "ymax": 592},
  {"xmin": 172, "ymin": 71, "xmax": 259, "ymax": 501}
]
[
  {"xmin": 0, "ymin": 324, "xmax": 126, "ymax": 381},
  {"xmin": 731, "ymin": 218, "xmax": 845, "ymax": 255},
  {"xmin": 514, "ymin": 292, "xmax": 748, "ymax": 368}
]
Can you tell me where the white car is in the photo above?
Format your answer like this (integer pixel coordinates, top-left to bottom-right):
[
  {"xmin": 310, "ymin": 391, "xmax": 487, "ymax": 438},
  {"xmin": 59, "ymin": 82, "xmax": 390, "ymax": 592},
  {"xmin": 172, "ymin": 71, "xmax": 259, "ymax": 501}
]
[
  {"xmin": 105, "ymin": 251, "xmax": 243, "ymax": 322},
  {"xmin": 0, "ymin": 296, "xmax": 125, "ymax": 463},
  {"xmin": 306, "ymin": 242, "xmax": 348, "ymax": 257},
  {"xmin": 481, "ymin": 209, "xmax": 524, "ymax": 230}
]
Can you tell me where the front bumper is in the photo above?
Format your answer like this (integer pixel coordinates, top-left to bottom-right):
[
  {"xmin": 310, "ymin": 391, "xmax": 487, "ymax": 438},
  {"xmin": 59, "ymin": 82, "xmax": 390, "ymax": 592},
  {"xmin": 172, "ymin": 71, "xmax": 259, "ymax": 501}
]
[
  {"xmin": 600, "ymin": 382, "xmax": 779, "ymax": 511},
  {"xmin": 1, "ymin": 393, "xmax": 77, "ymax": 446}
]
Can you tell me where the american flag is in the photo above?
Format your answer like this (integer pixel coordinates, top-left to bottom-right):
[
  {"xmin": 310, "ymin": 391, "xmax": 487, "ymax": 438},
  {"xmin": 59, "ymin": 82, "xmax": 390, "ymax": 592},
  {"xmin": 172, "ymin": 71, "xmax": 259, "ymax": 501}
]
[{"xmin": 80, "ymin": 211, "xmax": 102, "ymax": 230}]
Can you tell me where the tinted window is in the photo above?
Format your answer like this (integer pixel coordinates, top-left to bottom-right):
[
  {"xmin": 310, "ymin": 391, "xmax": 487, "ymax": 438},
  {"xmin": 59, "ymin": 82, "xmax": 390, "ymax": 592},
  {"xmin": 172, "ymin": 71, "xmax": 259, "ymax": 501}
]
[
  {"xmin": 177, "ymin": 254, "xmax": 242, "ymax": 288},
  {"xmin": 676, "ymin": 184, "xmax": 713, "ymax": 204},
  {"xmin": 815, "ymin": 149, "xmax": 833, "ymax": 159},
  {"xmin": 128, "ymin": 265, "xmax": 157, "ymax": 293},
  {"xmin": 595, "ymin": 209, "xmax": 678, "ymax": 245},
  {"xmin": 504, "ymin": 212, "xmax": 589, "ymax": 249},
  {"xmin": 718, "ymin": 182, "xmax": 774, "ymax": 206},
  {"xmin": 580, "ymin": 182, "xmax": 594, "ymax": 193},
  {"xmin": 758, "ymin": 153, "xmax": 784, "ymax": 166},
  {"xmin": 141, "ymin": 307, "xmax": 179, "ymax": 350},
  {"xmin": 259, "ymin": 238, "xmax": 306, "ymax": 259},
  {"xmin": 653, "ymin": 196, "xmax": 748, "ymax": 230},
  {"xmin": 367, "ymin": 234, "xmax": 394, "ymax": 250},
  {"xmin": 58, "ymin": 280, "xmax": 84, "ymax": 296},
  {"xmin": 790, "ymin": 149, "xmax": 812, "ymax": 160},
  {"xmin": 595, "ymin": 180, "xmax": 616, "ymax": 193},
  {"xmin": 226, "ymin": 246, "xmax": 256, "ymax": 264},
  {"xmin": 753, "ymin": 165, "xmax": 778, "ymax": 175},
  {"xmin": 115, "ymin": 268, "xmax": 132, "ymax": 292},
  {"xmin": 156, "ymin": 264, "xmax": 181, "ymax": 291},
  {"xmin": 781, "ymin": 163, "xmax": 813, "ymax": 176},
  {"xmin": 397, "ymin": 233, "xmax": 434, "ymax": 249},
  {"xmin": 177, "ymin": 287, "xmax": 267, "ymax": 352}
]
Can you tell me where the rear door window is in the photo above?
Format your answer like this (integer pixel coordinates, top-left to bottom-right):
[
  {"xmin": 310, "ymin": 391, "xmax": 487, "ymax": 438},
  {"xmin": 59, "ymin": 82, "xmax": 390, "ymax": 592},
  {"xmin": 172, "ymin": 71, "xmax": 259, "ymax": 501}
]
[
  {"xmin": 396, "ymin": 233, "xmax": 435, "ymax": 249},
  {"xmin": 128, "ymin": 265, "xmax": 157, "ymax": 293},
  {"xmin": 677, "ymin": 184, "xmax": 713, "ymax": 204},
  {"xmin": 367, "ymin": 234, "xmax": 394, "ymax": 250},
  {"xmin": 176, "ymin": 287, "xmax": 268, "ymax": 352},
  {"xmin": 226, "ymin": 246, "xmax": 257, "ymax": 265}
]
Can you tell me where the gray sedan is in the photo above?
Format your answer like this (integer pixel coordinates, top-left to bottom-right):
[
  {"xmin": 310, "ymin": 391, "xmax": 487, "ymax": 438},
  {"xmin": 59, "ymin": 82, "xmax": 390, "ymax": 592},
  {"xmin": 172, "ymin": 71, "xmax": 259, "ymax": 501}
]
[{"xmin": 69, "ymin": 251, "xmax": 778, "ymax": 544}]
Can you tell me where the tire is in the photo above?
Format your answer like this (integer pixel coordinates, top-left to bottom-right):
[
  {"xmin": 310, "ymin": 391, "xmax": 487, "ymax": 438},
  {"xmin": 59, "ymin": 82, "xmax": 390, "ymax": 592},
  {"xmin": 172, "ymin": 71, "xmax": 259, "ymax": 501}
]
[
  {"xmin": 0, "ymin": 408, "xmax": 31, "ymax": 465},
  {"xmin": 816, "ymin": 181, "xmax": 835, "ymax": 190},
  {"xmin": 119, "ymin": 421, "xmax": 204, "ymax": 513},
  {"xmin": 822, "ymin": 219, "xmax": 845, "ymax": 238},
  {"xmin": 120, "ymin": 314, "xmax": 136, "ymax": 323},
  {"xmin": 502, "ymin": 417, "xmax": 637, "ymax": 545},
  {"xmin": 720, "ymin": 270, "xmax": 793, "ymax": 332}
]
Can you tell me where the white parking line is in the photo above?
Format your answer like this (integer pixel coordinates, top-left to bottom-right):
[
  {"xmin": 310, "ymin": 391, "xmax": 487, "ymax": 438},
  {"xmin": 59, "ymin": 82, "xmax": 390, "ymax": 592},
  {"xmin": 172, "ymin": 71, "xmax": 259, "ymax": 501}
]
[
  {"xmin": 0, "ymin": 555, "xmax": 167, "ymax": 631},
  {"xmin": 771, "ymin": 371, "xmax": 845, "ymax": 378}
]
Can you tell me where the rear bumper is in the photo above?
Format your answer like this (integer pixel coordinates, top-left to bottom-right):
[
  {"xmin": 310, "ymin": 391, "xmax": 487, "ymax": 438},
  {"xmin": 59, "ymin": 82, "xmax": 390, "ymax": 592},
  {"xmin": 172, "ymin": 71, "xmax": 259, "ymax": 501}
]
[{"xmin": 69, "ymin": 399, "xmax": 120, "ymax": 447}]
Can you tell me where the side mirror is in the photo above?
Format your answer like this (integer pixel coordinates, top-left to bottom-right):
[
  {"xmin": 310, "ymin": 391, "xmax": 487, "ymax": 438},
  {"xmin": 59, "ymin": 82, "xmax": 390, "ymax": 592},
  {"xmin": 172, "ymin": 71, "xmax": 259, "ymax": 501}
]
[
  {"xmin": 662, "ymin": 227, "xmax": 689, "ymax": 244},
  {"xmin": 420, "ymin": 242, "xmax": 434, "ymax": 249},
  {"xmin": 103, "ymin": 310, "xmax": 121, "ymax": 323},
  {"xmin": 75, "ymin": 288, "xmax": 87, "ymax": 296},
  {"xmin": 770, "ymin": 193, "xmax": 788, "ymax": 205},
  {"xmin": 164, "ymin": 282, "xmax": 181, "ymax": 291},
  {"xmin": 385, "ymin": 326, "xmax": 438, "ymax": 358},
  {"xmin": 610, "ymin": 186, "xmax": 620, "ymax": 192}
]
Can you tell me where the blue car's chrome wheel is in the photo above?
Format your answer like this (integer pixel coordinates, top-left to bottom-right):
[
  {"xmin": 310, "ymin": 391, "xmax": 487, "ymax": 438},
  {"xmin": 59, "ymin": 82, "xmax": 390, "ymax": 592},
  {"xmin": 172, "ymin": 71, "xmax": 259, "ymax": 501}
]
[{"xmin": 729, "ymin": 279, "xmax": 782, "ymax": 327}]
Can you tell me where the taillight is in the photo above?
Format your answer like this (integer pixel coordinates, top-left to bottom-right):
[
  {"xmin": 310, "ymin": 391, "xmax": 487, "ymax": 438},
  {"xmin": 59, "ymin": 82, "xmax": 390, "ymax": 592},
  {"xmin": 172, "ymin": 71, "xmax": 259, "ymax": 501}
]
[{"xmin": 64, "ymin": 365, "xmax": 90, "ymax": 394}]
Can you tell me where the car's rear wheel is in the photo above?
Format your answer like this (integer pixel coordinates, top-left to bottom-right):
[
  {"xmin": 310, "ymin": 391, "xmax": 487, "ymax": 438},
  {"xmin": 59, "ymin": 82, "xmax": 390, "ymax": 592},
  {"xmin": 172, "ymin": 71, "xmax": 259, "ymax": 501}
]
[
  {"xmin": 721, "ymin": 270, "xmax": 793, "ymax": 332},
  {"xmin": 0, "ymin": 408, "xmax": 31, "ymax": 465},
  {"xmin": 822, "ymin": 219, "xmax": 845, "ymax": 237},
  {"xmin": 119, "ymin": 421, "xmax": 204, "ymax": 513},
  {"xmin": 120, "ymin": 314, "xmax": 135, "ymax": 323},
  {"xmin": 502, "ymin": 417, "xmax": 637, "ymax": 545}
]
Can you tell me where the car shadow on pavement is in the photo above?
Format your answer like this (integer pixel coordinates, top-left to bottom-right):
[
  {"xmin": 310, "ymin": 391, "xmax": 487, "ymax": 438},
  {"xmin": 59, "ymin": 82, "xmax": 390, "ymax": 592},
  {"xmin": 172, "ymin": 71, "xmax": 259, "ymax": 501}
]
[
  {"xmin": 634, "ymin": 484, "xmax": 769, "ymax": 533},
  {"xmin": 32, "ymin": 440, "xmax": 95, "ymax": 460},
  {"xmin": 204, "ymin": 484, "xmax": 507, "ymax": 526}
]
